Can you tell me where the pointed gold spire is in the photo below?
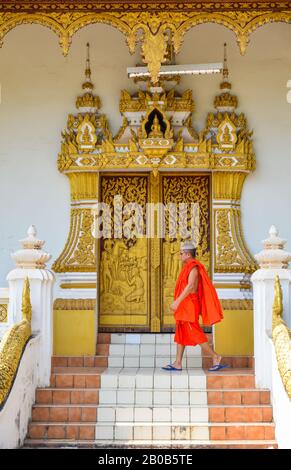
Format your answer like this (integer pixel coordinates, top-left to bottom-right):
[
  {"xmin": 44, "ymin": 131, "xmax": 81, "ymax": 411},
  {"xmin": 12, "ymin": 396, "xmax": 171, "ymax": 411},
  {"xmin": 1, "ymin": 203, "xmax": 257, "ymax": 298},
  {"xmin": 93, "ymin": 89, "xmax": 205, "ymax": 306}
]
[
  {"xmin": 76, "ymin": 42, "xmax": 101, "ymax": 111},
  {"xmin": 214, "ymin": 42, "xmax": 238, "ymax": 111}
]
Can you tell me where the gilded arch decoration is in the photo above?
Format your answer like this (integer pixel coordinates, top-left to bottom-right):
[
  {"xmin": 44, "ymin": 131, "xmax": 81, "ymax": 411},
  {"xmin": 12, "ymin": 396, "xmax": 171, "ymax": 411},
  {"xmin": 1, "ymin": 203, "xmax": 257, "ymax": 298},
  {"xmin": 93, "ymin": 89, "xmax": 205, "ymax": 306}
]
[{"xmin": 1, "ymin": 3, "xmax": 291, "ymax": 83}]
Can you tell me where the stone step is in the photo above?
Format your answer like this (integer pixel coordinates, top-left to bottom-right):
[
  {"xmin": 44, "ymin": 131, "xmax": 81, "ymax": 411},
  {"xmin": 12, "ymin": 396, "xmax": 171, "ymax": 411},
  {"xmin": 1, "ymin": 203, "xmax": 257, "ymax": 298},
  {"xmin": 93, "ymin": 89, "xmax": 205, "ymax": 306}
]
[
  {"xmin": 23, "ymin": 438, "xmax": 278, "ymax": 449},
  {"xmin": 97, "ymin": 333, "xmax": 213, "ymax": 345},
  {"xmin": 52, "ymin": 355, "xmax": 253, "ymax": 369},
  {"xmin": 31, "ymin": 403, "xmax": 273, "ymax": 422},
  {"xmin": 49, "ymin": 369, "xmax": 255, "ymax": 389},
  {"xmin": 27, "ymin": 421, "xmax": 275, "ymax": 441},
  {"xmin": 35, "ymin": 388, "xmax": 270, "ymax": 406}
]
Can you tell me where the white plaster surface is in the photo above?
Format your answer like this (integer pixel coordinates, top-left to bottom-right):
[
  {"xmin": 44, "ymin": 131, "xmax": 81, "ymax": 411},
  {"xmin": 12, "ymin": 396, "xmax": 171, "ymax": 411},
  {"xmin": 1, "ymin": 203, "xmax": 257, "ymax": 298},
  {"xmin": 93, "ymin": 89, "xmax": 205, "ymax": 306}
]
[{"xmin": 1, "ymin": 23, "xmax": 291, "ymax": 284}]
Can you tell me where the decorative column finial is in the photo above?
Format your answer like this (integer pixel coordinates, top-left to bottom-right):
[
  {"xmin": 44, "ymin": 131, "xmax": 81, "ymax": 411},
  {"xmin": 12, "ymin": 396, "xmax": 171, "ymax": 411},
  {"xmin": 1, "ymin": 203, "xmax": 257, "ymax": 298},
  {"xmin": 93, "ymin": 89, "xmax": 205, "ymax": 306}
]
[
  {"xmin": 254, "ymin": 226, "xmax": 291, "ymax": 269},
  {"xmin": 11, "ymin": 226, "xmax": 51, "ymax": 269}
]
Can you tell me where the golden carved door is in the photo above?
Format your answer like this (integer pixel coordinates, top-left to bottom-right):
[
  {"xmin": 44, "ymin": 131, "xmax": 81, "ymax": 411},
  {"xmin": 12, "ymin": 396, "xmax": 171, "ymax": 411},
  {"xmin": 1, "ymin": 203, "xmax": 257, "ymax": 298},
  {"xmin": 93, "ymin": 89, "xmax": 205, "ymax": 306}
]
[{"xmin": 98, "ymin": 173, "xmax": 211, "ymax": 332}]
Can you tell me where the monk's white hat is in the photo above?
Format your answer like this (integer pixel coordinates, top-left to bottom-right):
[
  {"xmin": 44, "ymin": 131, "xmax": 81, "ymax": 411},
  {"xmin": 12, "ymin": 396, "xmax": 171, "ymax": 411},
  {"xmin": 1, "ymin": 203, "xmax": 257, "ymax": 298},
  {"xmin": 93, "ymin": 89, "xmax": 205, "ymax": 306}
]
[{"xmin": 181, "ymin": 241, "xmax": 196, "ymax": 251}]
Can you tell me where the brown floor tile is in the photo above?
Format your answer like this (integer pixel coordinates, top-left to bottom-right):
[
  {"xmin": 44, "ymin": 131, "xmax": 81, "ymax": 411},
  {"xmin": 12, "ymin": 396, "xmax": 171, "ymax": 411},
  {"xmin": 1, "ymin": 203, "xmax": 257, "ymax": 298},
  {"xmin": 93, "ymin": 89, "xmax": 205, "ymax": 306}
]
[
  {"xmin": 36, "ymin": 390, "xmax": 52, "ymax": 404},
  {"xmin": 32, "ymin": 407, "xmax": 50, "ymax": 422},
  {"xmin": 79, "ymin": 426, "xmax": 95, "ymax": 440},
  {"xmin": 49, "ymin": 407, "xmax": 69, "ymax": 422},
  {"xmin": 223, "ymin": 391, "xmax": 242, "ymax": 405},
  {"xmin": 52, "ymin": 390, "xmax": 71, "ymax": 404},
  {"xmin": 210, "ymin": 426, "xmax": 226, "ymax": 440},
  {"xmin": 47, "ymin": 426, "xmax": 66, "ymax": 439}
]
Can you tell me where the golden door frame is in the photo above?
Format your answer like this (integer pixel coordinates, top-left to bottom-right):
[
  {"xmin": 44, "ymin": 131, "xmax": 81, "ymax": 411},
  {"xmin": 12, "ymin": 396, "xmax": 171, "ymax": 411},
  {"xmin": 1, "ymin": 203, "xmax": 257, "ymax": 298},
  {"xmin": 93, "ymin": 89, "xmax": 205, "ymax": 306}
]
[{"xmin": 97, "ymin": 170, "xmax": 212, "ymax": 333}]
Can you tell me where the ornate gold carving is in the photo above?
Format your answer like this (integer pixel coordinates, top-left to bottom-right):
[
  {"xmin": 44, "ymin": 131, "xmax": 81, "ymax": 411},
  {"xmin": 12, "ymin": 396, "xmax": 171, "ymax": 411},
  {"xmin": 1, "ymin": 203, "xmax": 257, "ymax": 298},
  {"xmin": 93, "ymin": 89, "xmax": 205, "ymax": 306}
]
[
  {"xmin": 217, "ymin": 116, "xmax": 238, "ymax": 151},
  {"xmin": 215, "ymin": 208, "xmax": 256, "ymax": 273},
  {"xmin": 141, "ymin": 29, "xmax": 168, "ymax": 84},
  {"xmin": 272, "ymin": 276, "xmax": 291, "ymax": 398},
  {"xmin": 2, "ymin": 9, "xmax": 291, "ymax": 82},
  {"xmin": 52, "ymin": 208, "xmax": 96, "ymax": 272},
  {"xmin": 54, "ymin": 298, "xmax": 96, "ymax": 310},
  {"xmin": 76, "ymin": 115, "xmax": 97, "ymax": 151},
  {"xmin": 149, "ymin": 171, "xmax": 161, "ymax": 332},
  {"xmin": 0, "ymin": 304, "xmax": 8, "ymax": 322},
  {"xmin": 0, "ymin": 277, "xmax": 32, "ymax": 407},
  {"xmin": 69, "ymin": 173, "xmax": 98, "ymax": 201},
  {"xmin": 162, "ymin": 175, "xmax": 210, "ymax": 326},
  {"xmin": 220, "ymin": 299, "xmax": 253, "ymax": 310},
  {"xmin": 213, "ymin": 172, "xmax": 247, "ymax": 200},
  {"xmin": 99, "ymin": 175, "xmax": 149, "ymax": 328}
]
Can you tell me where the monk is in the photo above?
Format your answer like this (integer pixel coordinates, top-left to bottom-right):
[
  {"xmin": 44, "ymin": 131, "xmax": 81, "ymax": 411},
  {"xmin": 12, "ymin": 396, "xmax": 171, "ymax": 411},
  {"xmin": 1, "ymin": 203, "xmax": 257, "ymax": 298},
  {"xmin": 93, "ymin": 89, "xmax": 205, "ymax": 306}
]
[{"xmin": 162, "ymin": 242, "xmax": 227, "ymax": 372}]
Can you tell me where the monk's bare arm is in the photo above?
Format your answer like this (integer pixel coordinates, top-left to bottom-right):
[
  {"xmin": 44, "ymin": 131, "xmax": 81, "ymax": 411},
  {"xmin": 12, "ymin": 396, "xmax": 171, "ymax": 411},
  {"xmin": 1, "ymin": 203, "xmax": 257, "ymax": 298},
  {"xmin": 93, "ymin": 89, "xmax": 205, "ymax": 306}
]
[{"xmin": 171, "ymin": 267, "xmax": 198, "ymax": 310}]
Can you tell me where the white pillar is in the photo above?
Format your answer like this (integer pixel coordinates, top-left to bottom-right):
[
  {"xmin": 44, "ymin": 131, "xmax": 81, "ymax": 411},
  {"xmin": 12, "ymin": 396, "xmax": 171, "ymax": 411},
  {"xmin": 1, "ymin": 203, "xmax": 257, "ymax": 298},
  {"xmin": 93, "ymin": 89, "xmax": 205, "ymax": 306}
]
[
  {"xmin": 251, "ymin": 226, "xmax": 291, "ymax": 389},
  {"xmin": 6, "ymin": 226, "xmax": 55, "ymax": 387}
]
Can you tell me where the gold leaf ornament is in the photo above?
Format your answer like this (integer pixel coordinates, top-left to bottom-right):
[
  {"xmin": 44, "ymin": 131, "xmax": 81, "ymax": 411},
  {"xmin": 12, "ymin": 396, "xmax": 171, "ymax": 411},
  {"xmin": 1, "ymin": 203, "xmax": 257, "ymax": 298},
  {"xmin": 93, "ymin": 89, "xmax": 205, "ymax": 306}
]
[{"xmin": 141, "ymin": 30, "xmax": 168, "ymax": 84}]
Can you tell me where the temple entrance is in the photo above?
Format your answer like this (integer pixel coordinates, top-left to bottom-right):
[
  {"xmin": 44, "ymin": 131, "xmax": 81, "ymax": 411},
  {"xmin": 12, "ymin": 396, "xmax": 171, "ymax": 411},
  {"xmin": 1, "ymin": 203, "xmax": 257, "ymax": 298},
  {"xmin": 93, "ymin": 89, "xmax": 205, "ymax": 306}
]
[{"xmin": 98, "ymin": 172, "xmax": 211, "ymax": 332}]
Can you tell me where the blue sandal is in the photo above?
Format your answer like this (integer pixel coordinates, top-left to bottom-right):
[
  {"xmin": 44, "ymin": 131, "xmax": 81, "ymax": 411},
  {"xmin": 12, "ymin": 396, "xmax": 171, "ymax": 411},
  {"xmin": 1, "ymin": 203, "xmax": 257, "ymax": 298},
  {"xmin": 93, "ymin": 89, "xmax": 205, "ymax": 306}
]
[
  {"xmin": 208, "ymin": 364, "xmax": 229, "ymax": 372},
  {"xmin": 162, "ymin": 364, "xmax": 182, "ymax": 371}
]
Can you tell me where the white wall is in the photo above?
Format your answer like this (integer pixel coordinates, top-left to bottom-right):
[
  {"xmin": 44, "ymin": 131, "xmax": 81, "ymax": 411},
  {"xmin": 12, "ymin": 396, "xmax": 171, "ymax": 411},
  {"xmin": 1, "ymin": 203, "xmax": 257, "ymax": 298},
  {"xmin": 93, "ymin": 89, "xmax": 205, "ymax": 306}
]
[{"xmin": 0, "ymin": 22, "xmax": 291, "ymax": 285}]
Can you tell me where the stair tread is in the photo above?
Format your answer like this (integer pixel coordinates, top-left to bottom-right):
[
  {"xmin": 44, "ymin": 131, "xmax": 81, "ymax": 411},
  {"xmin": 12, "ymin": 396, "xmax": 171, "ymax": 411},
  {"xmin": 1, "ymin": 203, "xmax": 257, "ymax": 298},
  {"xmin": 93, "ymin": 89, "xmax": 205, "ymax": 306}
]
[{"xmin": 29, "ymin": 421, "xmax": 275, "ymax": 426}]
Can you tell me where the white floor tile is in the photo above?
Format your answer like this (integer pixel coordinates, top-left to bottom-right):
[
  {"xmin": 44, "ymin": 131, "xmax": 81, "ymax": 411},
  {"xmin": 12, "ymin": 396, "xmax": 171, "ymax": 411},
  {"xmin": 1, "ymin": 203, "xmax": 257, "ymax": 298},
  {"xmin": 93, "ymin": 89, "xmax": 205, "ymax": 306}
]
[
  {"xmin": 95, "ymin": 425, "xmax": 114, "ymax": 440},
  {"xmin": 171, "ymin": 373, "xmax": 189, "ymax": 389},
  {"xmin": 125, "ymin": 344, "xmax": 140, "ymax": 356},
  {"xmin": 117, "ymin": 390, "xmax": 135, "ymax": 405},
  {"xmin": 153, "ymin": 407, "xmax": 171, "ymax": 422},
  {"xmin": 153, "ymin": 391, "xmax": 171, "ymax": 405},
  {"xmin": 190, "ymin": 407, "xmax": 209, "ymax": 422},
  {"xmin": 153, "ymin": 374, "xmax": 171, "ymax": 389},
  {"xmin": 156, "ymin": 345, "xmax": 171, "ymax": 356},
  {"xmin": 134, "ymin": 407, "xmax": 153, "ymax": 422},
  {"xmin": 140, "ymin": 334, "xmax": 156, "ymax": 344},
  {"xmin": 110, "ymin": 344, "xmax": 125, "ymax": 356},
  {"xmin": 172, "ymin": 391, "xmax": 189, "ymax": 405},
  {"xmin": 108, "ymin": 357, "xmax": 124, "ymax": 368},
  {"xmin": 171, "ymin": 407, "xmax": 190, "ymax": 422},
  {"xmin": 111, "ymin": 334, "xmax": 125, "ymax": 344},
  {"xmin": 140, "ymin": 344, "xmax": 155, "ymax": 356},
  {"xmin": 125, "ymin": 334, "xmax": 141, "ymax": 344},
  {"xmin": 136, "ymin": 374, "xmax": 153, "ymax": 389},
  {"xmin": 140, "ymin": 357, "xmax": 155, "ymax": 367},
  {"xmin": 156, "ymin": 334, "xmax": 171, "ymax": 344},
  {"xmin": 99, "ymin": 390, "xmax": 117, "ymax": 405},
  {"xmin": 118, "ymin": 374, "xmax": 136, "ymax": 388},
  {"xmin": 135, "ymin": 390, "xmax": 153, "ymax": 405},
  {"xmin": 101, "ymin": 375, "xmax": 118, "ymax": 388},
  {"xmin": 189, "ymin": 391, "xmax": 207, "ymax": 405},
  {"xmin": 115, "ymin": 407, "xmax": 134, "ymax": 422},
  {"xmin": 124, "ymin": 357, "xmax": 139, "ymax": 367},
  {"xmin": 190, "ymin": 426, "xmax": 209, "ymax": 440},
  {"xmin": 134, "ymin": 426, "xmax": 152, "ymax": 440},
  {"xmin": 97, "ymin": 407, "xmax": 115, "ymax": 422},
  {"xmin": 115, "ymin": 425, "xmax": 133, "ymax": 440},
  {"xmin": 153, "ymin": 426, "xmax": 171, "ymax": 440}
]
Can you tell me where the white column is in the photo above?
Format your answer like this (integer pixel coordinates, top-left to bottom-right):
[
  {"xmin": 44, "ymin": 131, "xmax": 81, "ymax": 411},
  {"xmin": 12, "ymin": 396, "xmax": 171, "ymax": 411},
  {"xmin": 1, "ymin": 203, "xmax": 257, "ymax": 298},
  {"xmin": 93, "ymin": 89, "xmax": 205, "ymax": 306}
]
[
  {"xmin": 251, "ymin": 226, "xmax": 291, "ymax": 388},
  {"xmin": 6, "ymin": 226, "xmax": 55, "ymax": 387}
]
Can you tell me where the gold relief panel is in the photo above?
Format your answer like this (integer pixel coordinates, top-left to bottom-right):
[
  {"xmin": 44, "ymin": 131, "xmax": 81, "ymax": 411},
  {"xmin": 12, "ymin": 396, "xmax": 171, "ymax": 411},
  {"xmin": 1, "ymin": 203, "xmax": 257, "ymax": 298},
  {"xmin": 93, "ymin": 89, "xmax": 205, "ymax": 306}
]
[
  {"xmin": 99, "ymin": 174, "xmax": 149, "ymax": 330},
  {"xmin": 161, "ymin": 174, "xmax": 211, "ymax": 328}
]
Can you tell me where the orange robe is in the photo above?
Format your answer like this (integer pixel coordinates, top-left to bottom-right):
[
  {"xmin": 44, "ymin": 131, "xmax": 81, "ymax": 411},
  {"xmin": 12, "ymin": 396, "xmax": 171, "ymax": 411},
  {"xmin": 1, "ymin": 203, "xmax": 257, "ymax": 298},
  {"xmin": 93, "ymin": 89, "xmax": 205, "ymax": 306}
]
[{"xmin": 173, "ymin": 259, "xmax": 223, "ymax": 346}]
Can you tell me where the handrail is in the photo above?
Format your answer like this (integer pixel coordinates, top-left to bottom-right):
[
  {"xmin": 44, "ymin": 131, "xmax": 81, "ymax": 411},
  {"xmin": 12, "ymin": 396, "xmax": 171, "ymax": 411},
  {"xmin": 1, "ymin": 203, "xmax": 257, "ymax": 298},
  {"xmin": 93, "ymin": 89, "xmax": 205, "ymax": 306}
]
[
  {"xmin": 272, "ymin": 275, "xmax": 291, "ymax": 399},
  {"xmin": 0, "ymin": 278, "xmax": 32, "ymax": 407}
]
